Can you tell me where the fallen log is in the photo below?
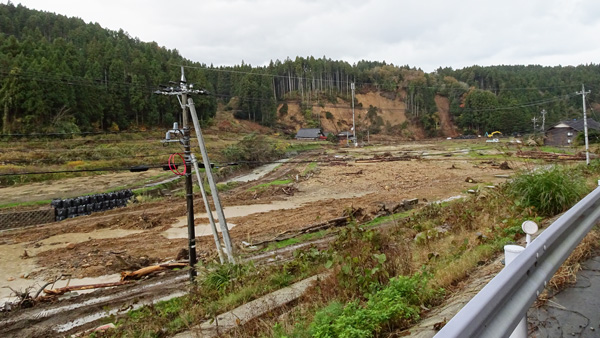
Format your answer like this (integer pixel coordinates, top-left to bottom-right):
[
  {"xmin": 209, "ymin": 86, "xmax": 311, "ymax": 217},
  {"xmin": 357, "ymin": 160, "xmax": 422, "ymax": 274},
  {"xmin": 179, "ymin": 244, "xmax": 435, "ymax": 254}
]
[
  {"xmin": 355, "ymin": 156, "xmax": 413, "ymax": 163},
  {"xmin": 120, "ymin": 262, "xmax": 188, "ymax": 281},
  {"xmin": 43, "ymin": 281, "xmax": 133, "ymax": 296},
  {"xmin": 341, "ymin": 170, "xmax": 363, "ymax": 176},
  {"xmin": 250, "ymin": 216, "xmax": 350, "ymax": 247}
]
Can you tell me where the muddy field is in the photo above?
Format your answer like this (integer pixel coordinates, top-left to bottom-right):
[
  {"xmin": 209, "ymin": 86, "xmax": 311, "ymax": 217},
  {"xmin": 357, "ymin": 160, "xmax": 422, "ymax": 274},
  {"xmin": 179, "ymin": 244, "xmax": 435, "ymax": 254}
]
[
  {"xmin": 0, "ymin": 141, "xmax": 523, "ymax": 305},
  {"xmin": 0, "ymin": 140, "xmax": 532, "ymax": 338}
]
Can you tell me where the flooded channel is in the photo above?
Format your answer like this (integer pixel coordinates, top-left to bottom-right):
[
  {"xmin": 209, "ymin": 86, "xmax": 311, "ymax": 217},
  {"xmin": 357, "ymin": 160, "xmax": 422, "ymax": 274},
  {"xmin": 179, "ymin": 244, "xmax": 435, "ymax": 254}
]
[{"xmin": 223, "ymin": 158, "xmax": 290, "ymax": 184}]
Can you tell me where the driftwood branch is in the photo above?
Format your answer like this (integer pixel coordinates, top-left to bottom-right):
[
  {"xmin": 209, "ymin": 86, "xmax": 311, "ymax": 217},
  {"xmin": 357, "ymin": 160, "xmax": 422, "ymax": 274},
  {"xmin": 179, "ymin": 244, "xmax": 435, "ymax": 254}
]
[
  {"xmin": 250, "ymin": 216, "xmax": 350, "ymax": 247},
  {"xmin": 43, "ymin": 281, "xmax": 133, "ymax": 296},
  {"xmin": 120, "ymin": 262, "xmax": 188, "ymax": 281}
]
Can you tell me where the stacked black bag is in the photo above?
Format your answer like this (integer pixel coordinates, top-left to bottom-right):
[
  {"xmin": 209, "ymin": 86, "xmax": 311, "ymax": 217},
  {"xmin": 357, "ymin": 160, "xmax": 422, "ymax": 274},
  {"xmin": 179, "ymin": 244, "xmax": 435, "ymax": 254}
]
[{"xmin": 51, "ymin": 189, "xmax": 134, "ymax": 221}]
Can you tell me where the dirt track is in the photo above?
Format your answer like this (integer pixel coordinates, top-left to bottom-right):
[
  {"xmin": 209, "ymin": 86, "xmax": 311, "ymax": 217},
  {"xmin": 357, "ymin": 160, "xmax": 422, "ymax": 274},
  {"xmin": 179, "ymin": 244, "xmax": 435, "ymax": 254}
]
[{"xmin": 0, "ymin": 140, "xmax": 520, "ymax": 336}]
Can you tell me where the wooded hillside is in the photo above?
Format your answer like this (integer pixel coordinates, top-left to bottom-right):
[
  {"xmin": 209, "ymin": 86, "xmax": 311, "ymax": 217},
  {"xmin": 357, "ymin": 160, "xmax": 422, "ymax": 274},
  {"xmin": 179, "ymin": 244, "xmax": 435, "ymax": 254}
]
[{"xmin": 1, "ymin": 3, "xmax": 599, "ymax": 136}]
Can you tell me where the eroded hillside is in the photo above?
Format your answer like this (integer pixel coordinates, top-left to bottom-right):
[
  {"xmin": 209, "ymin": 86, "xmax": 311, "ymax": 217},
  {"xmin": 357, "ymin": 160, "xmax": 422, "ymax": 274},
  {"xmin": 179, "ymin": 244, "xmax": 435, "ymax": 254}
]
[{"xmin": 276, "ymin": 90, "xmax": 458, "ymax": 139}]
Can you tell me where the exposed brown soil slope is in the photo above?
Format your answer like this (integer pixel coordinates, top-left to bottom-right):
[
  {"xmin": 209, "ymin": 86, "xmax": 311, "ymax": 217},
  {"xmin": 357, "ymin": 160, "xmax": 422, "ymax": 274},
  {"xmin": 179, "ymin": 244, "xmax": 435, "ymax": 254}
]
[{"xmin": 435, "ymin": 95, "xmax": 459, "ymax": 138}]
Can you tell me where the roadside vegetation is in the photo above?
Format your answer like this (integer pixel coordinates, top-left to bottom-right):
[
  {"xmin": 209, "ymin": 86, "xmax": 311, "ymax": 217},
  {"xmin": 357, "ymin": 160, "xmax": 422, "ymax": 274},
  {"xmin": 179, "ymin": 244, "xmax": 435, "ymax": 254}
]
[{"xmin": 93, "ymin": 160, "xmax": 600, "ymax": 338}]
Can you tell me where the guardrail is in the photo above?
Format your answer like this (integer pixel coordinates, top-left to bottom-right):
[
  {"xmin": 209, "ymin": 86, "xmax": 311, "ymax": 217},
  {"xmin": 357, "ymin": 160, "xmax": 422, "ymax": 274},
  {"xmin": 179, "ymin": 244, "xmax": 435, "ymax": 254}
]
[{"xmin": 435, "ymin": 186, "xmax": 600, "ymax": 338}]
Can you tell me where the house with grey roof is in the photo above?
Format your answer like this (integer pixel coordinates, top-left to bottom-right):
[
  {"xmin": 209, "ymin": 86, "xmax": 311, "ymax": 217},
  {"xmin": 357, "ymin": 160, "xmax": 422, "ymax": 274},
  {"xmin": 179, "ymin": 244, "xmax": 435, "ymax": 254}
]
[
  {"xmin": 295, "ymin": 128, "xmax": 326, "ymax": 140},
  {"xmin": 545, "ymin": 118, "xmax": 600, "ymax": 146}
]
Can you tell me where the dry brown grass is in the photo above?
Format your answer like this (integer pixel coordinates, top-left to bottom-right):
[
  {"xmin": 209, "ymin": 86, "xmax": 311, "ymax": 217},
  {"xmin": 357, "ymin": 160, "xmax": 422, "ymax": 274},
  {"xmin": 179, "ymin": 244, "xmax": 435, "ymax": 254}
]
[
  {"xmin": 536, "ymin": 228, "xmax": 600, "ymax": 305},
  {"xmin": 548, "ymin": 228, "xmax": 600, "ymax": 290}
]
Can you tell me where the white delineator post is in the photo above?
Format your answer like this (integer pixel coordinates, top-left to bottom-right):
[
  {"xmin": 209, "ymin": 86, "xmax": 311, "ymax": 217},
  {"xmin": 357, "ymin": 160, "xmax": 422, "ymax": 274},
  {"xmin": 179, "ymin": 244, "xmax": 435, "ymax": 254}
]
[
  {"xmin": 504, "ymin": 220, "xmax": 539, "ymax": 338},
  {"xmin": 504, "ymin": 244, "xmax": 527, "ymax": 338}
]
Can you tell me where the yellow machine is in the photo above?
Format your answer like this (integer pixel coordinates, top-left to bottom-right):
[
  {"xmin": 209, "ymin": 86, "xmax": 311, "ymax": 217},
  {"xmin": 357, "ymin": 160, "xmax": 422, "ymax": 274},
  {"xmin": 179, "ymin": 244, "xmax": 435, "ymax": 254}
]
[{"xmin": 487, "ymin": 131, "xmax": 502, "ymax": 138}]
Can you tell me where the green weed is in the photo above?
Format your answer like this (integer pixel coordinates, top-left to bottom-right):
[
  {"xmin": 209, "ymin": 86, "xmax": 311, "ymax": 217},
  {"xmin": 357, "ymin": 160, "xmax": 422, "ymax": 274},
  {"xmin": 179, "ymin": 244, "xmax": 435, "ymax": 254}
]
[
  {"xmin": 506, "ymin": 166, "xmax": 587, "ymax": 216},
  {"xmin": 309, "ymin": 273, "xmax": 443, "ymax": 338},
  {"xmin": 248, "ymin": 179, "xmax": 293, "ymax": 191}
]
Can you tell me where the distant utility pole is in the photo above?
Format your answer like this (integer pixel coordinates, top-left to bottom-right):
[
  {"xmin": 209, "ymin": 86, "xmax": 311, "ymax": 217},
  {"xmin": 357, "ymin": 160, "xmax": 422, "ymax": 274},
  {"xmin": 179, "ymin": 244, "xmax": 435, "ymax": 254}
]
[
  {"xmin": 531, "ymin": 116, "xmax": 538, "ymax": 133},
  {"xmin": 540, "ymin": 109, "xmax": 547, "ymax": 131},
  {"xmin": 576, "ymin": 84, "xmax": 591, "ymax": 165},
  {"xmin": 351, "ymin": 82, "xmax": 357, "ymax": 147}
]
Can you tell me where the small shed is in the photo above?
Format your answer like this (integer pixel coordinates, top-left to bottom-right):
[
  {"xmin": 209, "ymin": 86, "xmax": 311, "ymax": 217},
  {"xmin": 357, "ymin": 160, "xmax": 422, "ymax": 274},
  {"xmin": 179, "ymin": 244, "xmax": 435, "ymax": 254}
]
[
  {"xmin": 545, "ymin": 118, "xmax": 600, "ymax": 146},
  {"xmin": 295, "ymin": 128, "xmax": 325, "ymax": 140}
]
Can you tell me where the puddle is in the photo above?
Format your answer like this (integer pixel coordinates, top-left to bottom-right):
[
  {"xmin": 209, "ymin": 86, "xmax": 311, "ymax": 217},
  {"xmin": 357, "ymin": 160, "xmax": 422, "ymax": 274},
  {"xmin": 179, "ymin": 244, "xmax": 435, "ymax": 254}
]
[
  {"xmin": 163, "ymin": 222, "xmax": 238, "ymax": 239},
  {"xmin": 0, "ymin": 228, "xmax": 142, "ymax": 304},
  {"xmin": 224, "ymin": 159, "xmax": 290, "ymax": 184}
]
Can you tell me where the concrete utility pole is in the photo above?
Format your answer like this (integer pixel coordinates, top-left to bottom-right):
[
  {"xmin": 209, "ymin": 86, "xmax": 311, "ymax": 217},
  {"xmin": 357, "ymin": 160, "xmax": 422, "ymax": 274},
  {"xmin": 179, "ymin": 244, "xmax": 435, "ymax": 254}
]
[
  {"xmin": 576, "ymin": 84, "xmax": 591, "ymax": 165},
  {"xmin": 531, "ymin": 116, "xmax": 538, "ymax": 133},
  {"xmin": 180, "ymin": 67, "xmax": 196, "ymax": 280},
  {"xmin": 351, "ymin": 82, "xmax": 357, "ymax": 147},
  {"xmin": 154, "ymin": 67, "xmax": 226, "ymax": 280},
  {"xmin": 540, "ymin": 109, "xmax": 547, "ymax": 131}
]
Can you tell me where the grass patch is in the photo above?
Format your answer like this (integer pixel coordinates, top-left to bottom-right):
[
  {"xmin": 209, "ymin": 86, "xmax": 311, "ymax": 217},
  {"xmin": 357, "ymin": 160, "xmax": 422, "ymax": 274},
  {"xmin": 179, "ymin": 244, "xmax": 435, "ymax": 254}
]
[
  {"xmin": 248, "ymin": 179, "xmax": 293, "ymax": 191},
  {"xmin": 361, "ymin": 211, "xmax": 412, "ymax": 228},
  {"xmin": 0, "ymin": 199, "xmax": 53, "ymax": 210},
  {"xmin": 302, "ymin": 162, "xmax": 318, "ymax": 175},
  {"xmin": 263, "ymin": 230, "xmax": 329, "ymax": 251},
  {"xmin": 215, "ymin": 181, "xmax": 240, "ymax": 192}
]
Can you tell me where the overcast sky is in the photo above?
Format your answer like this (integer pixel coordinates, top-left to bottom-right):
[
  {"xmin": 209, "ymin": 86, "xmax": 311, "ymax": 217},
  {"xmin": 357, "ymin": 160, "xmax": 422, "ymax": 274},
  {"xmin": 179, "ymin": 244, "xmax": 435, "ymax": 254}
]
[{"xmin": 9, "ymin": 0, "xmax": 600, "ymax": 72}]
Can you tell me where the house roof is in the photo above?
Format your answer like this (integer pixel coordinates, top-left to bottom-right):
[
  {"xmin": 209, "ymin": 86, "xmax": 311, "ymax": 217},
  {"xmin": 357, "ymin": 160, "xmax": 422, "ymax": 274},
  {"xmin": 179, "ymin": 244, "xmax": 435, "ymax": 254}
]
[
  {"xmin": 295, "ymin": 128, "xmax": 324, "ymax": 138},
  {"xmin": 548, "ymin": 118, "xmax": 600, "ymax": 132}
]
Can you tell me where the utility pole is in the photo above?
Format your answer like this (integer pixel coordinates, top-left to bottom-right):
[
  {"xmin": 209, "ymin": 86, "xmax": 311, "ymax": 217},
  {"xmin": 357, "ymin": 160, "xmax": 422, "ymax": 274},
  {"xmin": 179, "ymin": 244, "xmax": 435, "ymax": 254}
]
[
  {"xmin": 540, "ymin": 109, "xmax": 547, "ymax": 131},
  {"xmin": 154, "ymin": 67, "xmax": 215, "ymax": 280},
  {"xmin": 181, "ymin": 67, "xmax": 196, "ymax": 280},
  {"xmin": 576, "ymin": 84, "xmax": 591, "ymax": 165},
  {"xmin": 531, "ymin": 116, "xmax": 538, "ymax": 134},
  {"xmin": 351, "ymin": 82, "xmax": 357, "ymax": 147}
]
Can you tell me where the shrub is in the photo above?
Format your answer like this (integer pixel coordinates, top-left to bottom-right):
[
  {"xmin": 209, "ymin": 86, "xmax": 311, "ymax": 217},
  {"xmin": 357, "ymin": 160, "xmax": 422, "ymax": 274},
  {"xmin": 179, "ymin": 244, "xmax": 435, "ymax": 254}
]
[
  {"xmin": 505, "ymin": 166, "xmax": 587, "ymax": 216},
  {"xmin": 326, "ymin": 132, "xmax": 338, "ymax": 144},
  {"xmin": 309, "ymin": 273, "xmax": 442, "ymax": 338},
  {"xmin": 222, "ymin": 133, "xmax": 284, "ymax": 168}
]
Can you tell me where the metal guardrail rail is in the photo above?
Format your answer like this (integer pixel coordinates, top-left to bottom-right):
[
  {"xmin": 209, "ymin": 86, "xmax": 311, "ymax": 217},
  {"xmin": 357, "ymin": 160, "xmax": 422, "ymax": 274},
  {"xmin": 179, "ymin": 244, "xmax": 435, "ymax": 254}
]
[{"xmin": 435, "ymin": 186, "xmax": 600, "ymax": 338}]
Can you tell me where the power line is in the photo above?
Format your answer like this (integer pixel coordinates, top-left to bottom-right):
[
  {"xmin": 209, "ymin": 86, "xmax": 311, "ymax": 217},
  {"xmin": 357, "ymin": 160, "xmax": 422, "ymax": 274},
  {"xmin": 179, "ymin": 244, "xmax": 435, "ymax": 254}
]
[
  {"xmin": 0, "ymin": 164, "xmax": 166, "ymax": 177},
  {"xmin": 0, "ymin": 130, "xmax": 165, "ymax": 138},
  {"xmin": 177, "ymin": 64, "xmax": 585, "ymax": 92}
]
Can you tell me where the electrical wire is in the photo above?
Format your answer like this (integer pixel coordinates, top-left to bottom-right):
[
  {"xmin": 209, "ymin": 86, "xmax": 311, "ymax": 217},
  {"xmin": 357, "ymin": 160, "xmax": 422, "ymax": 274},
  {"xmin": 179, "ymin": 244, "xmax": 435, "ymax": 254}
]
[
  {"xmin": 0, "ymin": 130, "xmax": 165, "ymax": 137},
  {"xmin": 176, "ymin": 64, "xmax": 587, "ymax": 92},
  {"xmin": 0, "ymin": 164, "xmax": 167, "ymax": 177},
  {"xmin": 0, "ymin": 153, "xmax": 169, "ymax": 164}
]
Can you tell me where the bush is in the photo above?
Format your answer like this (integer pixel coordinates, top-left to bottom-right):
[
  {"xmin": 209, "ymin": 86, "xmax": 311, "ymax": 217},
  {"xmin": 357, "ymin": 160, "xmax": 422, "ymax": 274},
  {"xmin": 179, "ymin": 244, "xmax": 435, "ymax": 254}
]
[
  {"xmin": 506, "ymin": 166, "xmax": 587, "ymax": 216},
  {"xmin": 222, "ymin": 133, "xmax": 284, "ymax": 168},
  {"xmin": 326, "ymin": 132, "xmax": 338, "ymax": 144},
  {"xmin": 309, "ymin": 273, "xmax": 442, "ymax": 338},
  {"xmin": 575, "ymin": 129, "xmax": 600, "ymax": 146}
]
